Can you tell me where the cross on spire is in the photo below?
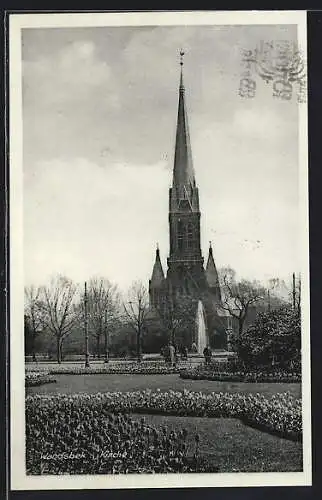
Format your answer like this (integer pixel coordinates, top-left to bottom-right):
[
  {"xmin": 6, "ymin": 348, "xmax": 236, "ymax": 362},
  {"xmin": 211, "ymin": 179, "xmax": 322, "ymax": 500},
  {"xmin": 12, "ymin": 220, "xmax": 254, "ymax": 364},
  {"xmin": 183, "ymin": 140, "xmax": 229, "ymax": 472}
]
[
  {"xmin": 179, "ymin": 49, "xmax": 185, "ymax": 94},
  {"xmin": 180, "ymin": 49, "xmax": 185, "ymax": 66}
]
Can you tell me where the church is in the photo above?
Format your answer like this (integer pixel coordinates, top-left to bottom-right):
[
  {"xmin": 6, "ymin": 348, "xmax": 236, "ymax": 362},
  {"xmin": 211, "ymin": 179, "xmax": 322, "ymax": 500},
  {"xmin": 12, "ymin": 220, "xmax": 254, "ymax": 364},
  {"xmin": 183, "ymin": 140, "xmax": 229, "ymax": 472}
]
[{"xmin": 148, "ymin": 53, "xmax": 230, "ymax": 352}]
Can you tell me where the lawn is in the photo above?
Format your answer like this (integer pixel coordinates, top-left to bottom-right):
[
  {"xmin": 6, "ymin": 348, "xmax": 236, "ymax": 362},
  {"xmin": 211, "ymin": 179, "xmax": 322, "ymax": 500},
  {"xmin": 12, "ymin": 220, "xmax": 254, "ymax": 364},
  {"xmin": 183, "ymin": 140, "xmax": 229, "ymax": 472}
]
[
  {"xmin": 131, "ymin": 414, "xmax": 303, "ymax": 472},
  {"xmin": 25, "ymin": 373, "xmax": 302, "ymax": 473},
  {"xmin": 26, "ymin": 373, "xmax": 301, "ymax": 398}
]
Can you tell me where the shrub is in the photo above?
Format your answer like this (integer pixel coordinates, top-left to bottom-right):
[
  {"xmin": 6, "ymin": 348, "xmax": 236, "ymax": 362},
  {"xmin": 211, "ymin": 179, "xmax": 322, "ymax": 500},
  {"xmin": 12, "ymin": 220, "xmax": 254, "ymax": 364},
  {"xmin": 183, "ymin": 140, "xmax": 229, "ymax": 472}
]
[{"xmin": 238, "ymin": 307, "xmax": 301, "ymax": 371}]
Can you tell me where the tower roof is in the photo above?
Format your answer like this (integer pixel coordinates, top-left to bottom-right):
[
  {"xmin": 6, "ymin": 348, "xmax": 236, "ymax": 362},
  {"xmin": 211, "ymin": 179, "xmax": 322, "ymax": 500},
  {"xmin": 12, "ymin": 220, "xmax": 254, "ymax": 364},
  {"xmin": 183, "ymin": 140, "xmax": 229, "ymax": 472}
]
[
  {"xmin": 172, "ymin": 52, "xmax": 196, "ymax": 201},
  {"xmin": 150, "ymin": 246, "xmax": 165, "ymax": 286},
  {"xmin": 205, "ymin": 243, "xmax": 220, "ymax": 290}
]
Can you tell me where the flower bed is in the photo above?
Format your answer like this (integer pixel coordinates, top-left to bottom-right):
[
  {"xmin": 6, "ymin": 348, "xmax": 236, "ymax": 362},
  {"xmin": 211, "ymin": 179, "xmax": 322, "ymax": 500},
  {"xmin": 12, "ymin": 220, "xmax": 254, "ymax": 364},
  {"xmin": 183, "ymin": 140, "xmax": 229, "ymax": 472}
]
[
  {"xmin": 25, "ymin": 372, "xmax": 57, "ymax": 387},
  {"xmin": 27, "ymin": 390, "xmax": 302, "ymax": 442},
  {"xmin": 26, "ymin": 396, "xmax": 214, "ymax": 474},
  {"xmin": 180, "ymin": 364, "xmax": 301, "ymax": 383},
  {"xmin": 25, "ymin": 361, "xmax": 188, "ymax": 375}
]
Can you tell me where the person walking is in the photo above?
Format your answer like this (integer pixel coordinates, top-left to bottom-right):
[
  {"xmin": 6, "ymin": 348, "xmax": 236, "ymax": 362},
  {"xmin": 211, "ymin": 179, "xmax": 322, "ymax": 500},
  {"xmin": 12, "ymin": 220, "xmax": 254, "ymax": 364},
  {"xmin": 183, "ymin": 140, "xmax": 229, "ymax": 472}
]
[
  {"xmin": 163, "ymin": 344, "xmax": 170, "ymax": 365},
  {"xmin": 203, "ymin": 345, "xmax": 212, "ymax": 365},
  {"xmin": 169, "ymin": 343, "xmax": 176, "ymax": 367}
]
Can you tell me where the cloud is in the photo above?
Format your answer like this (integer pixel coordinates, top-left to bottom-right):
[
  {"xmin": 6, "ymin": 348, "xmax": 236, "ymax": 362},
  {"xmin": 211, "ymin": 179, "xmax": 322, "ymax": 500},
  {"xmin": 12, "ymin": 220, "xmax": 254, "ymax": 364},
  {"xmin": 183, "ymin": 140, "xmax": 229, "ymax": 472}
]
[
  {"xmin": 22, "ymin": 39, "xmax": 121, "ymax": 165},
  {"xmin": 22, "ymin": 26, "xmax": 301, "ymax": 291},
  {"xmin": 23, "ymin": 39, "xmax": 116, "ymax": 107},
  {"xmin": 24, "ymin": 158, "xmax": 169, "ymax": 291},
  {"xmin": 24, "ymin": 150, "xmax": 299, "ymax": 292}
]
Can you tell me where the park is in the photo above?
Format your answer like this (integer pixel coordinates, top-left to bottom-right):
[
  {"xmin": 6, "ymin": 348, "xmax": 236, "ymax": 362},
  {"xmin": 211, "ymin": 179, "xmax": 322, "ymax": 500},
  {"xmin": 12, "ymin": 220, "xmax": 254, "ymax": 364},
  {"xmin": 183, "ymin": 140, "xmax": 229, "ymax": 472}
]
[
  {"xmin": 22, "ymin": 30, "xmax": 305, "ymax": 478},
  {"xmin": 25, "ymin": 297, "xmax": 302, "ymax": 475}
]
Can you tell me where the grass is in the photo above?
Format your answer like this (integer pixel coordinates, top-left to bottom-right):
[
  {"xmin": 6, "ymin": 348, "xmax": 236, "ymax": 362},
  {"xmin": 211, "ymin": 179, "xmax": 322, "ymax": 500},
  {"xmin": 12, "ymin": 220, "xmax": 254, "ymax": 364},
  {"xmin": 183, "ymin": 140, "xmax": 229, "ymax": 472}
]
[
  {"xmin": 131, "ymin": 414, "xmax": 303, "ymax": 472},
  {"xmin": 26, "ymin": 373, "xmax": 301, "ymax": 398},
  {"xmin": 25, "ymin": 371, "xmax": 303, "ymax": 473}
]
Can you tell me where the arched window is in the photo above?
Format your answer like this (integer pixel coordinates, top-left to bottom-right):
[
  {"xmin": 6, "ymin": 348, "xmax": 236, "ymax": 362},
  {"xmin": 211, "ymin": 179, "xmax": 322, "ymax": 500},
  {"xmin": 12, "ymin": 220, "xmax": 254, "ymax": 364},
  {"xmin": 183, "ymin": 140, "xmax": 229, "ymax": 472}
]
[
  {"xmin": 177, "ymin": 220, "xmax": 195, "ymax": 251},
  {"xmin": 177, "ymin": 220, "xmax": 184, "ymax": 251},
  {"xmin": 187, "ymin": 222, "xmax": 194, "ymax": 249}
]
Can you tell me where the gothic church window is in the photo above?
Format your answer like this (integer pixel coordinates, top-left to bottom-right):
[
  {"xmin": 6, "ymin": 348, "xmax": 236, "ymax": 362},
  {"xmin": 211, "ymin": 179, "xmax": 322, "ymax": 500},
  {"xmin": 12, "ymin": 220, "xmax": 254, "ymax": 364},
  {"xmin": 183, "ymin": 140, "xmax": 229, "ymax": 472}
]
[
  {"xmin": 177, "ymin": 220, "xmax": 196, "ymax": 251},
  {"xmin": 177, "ymin": 220, "xmax": 184, "ymax": 251},
  {"xmin": 187, "ymin": 222, "xmax": 194, "ymax": 249}
]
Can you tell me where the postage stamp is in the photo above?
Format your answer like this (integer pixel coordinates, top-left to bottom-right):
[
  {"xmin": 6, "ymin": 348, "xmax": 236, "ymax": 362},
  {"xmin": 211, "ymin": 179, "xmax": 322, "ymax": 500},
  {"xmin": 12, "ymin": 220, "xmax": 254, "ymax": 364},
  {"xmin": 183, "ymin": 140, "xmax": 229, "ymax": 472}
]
[
  {"xmin": 8, "ymin": 10, "xmax": 310, "ymax": 492},
  {"xmin": 239, "ymin": 40, "xmax": 307, "ymax": 102}
]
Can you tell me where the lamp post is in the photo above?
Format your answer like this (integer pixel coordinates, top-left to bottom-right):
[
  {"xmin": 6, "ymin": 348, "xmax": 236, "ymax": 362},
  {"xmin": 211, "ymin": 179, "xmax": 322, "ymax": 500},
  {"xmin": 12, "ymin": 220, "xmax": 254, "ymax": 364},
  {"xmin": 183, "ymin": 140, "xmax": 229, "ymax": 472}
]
[
  {"xmin": 226, "ymin": 315, "xmax": 233, "ymax": 352},
  {"xmin": 292, "ymin": 272, "xmax": 296, "ymax": 311},
  {"xmin": 104, "ymin": 309, "xmax": 109, "ymax": 364},
  {"xmin": 84, "ymin": 281, "xmax": 90, "ymax": 368},
  {"xmin": 128, "ymin": 300, "xmax": 143, "ymax": 363}
]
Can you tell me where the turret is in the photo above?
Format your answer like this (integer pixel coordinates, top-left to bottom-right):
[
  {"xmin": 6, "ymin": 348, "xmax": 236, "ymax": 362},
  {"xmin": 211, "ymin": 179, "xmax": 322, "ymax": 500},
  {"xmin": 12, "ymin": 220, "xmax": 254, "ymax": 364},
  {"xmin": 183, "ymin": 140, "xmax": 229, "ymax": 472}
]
[
  {"xmin": 149, "ymin": 245, "xmax": 166, "ymax": 309},
  {"xmin": 205, "ymin": 242, "xmax": 221, "ymax": 303}
]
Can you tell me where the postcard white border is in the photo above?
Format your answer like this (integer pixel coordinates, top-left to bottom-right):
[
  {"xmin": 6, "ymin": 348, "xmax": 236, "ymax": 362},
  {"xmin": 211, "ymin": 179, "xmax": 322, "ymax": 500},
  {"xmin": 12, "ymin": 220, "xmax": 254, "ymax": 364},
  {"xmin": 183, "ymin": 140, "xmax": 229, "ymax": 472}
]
[{"xmin": 10, "ymin": 10, "xmax": 311, "ymax": 490}]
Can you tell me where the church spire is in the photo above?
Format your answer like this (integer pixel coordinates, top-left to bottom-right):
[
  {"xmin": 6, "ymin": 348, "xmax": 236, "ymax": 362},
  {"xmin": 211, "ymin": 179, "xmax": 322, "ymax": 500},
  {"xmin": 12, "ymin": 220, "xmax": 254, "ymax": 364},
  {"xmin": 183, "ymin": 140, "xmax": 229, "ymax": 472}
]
[{"xmin": 172, "ymin": 50, "xmax": 196, "ymax": 202}]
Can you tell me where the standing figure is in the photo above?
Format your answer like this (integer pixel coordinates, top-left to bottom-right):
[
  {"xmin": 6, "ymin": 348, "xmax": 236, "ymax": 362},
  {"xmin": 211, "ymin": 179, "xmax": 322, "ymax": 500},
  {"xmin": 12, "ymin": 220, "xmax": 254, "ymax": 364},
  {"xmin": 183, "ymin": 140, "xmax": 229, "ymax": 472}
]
[
  {"xmin": 163, "ymin": 345, "xmax": 170, "ymax": 365},
  {"xmin": 203, "ymin": 345, "xmax": 212, "ymax": 365},
  {"xmin": 169, "ymin": 343, "xmax": 176, "ymax": 367}
]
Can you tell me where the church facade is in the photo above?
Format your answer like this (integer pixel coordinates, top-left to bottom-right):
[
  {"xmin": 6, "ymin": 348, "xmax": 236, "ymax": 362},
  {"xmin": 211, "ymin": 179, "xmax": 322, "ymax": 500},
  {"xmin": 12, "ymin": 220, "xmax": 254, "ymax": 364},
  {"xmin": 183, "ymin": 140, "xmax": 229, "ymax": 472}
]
[{"xmin": 148, "ymin": 57, "xmax": 229, "ymax": 351}]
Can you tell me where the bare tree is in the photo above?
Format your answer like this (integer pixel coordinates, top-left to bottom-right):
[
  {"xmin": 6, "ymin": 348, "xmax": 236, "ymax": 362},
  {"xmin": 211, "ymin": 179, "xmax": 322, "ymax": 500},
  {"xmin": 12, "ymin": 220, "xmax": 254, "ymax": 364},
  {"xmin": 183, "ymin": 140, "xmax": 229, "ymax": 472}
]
[
  {"xmin": 219, "ymin": 267, "xmax": 266, "ymax": 340},
  {"xmin": 87, "ymin": 277, "xmax": 120, "ymax": 359},
  {"xmin": 297, "ymin": 274, "xmax": 301, "ymax": 312},
  {"xmin": 156, "ymin": 294, "xmax": 196, "ymax": 346},
  {"xmin": 24, "ymin": 285, "xmax": 43, "ymax": 361},
  {"xmin": 40, "ymin": 275, "xmax": 79, "ymax": 363},
  {"xmin": 123, "ymin": 281, "xmax": 149, "ymax": 362}
]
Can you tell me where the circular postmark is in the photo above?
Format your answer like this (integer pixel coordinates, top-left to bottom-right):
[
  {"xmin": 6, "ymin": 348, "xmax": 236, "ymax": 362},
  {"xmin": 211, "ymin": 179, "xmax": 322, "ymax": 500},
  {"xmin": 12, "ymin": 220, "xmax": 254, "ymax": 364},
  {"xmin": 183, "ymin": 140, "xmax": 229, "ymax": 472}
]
[{"xmin": 238, "ymin": 40, "xmax": 307, "ymax": 103}]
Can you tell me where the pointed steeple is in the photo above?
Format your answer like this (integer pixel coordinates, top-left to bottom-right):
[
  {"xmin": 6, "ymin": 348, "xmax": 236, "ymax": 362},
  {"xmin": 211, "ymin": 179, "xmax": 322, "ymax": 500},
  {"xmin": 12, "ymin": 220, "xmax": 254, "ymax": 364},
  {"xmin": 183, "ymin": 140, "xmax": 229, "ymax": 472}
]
[
  {"xmin": 172, "ymin": 50, "xmax": 196, "ymax": 203},
  {"xmin": 205, "ymin": 242, "xmax": 221, "ymax": 301},
  {"xmin": 150, "ymin": 244, "xmax": 165, "ymax": 286}
]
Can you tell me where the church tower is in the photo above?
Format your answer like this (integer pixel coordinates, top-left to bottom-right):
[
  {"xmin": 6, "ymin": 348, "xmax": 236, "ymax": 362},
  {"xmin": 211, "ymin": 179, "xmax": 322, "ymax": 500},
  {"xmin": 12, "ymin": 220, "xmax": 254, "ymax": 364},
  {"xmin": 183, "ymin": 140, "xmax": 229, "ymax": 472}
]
[
  {"xmin": 148, "ymin": 51, "xmax": 228, "ymax": 350},
  {"xmin": 166, "ymin": 51, "xmax": 207, "ymax": 302}
]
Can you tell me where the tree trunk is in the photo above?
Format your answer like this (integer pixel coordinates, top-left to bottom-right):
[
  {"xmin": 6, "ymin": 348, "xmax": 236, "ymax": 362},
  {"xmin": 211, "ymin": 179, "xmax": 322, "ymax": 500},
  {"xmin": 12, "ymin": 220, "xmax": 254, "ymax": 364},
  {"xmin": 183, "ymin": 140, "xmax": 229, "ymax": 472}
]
[
  {"xmin": 137, "ymin": 331, "xmax": 142, "ymax": 363},
  {"xmin": 32, "ymin": 333, "xmax": 37, "ymax": 362},
  {"xmin": 104, "ymin": 328, "xmax": 109, "ymax": 363},
  {"xmin": 237, "ymin": 317, "xmax": 246, "ymax": 358},
  {"xmin": 56, "ymin": 337, "xmax": 61, "ymax": 364},
  {"xmin": 238, "ymin": 320, "xmax": 244, "ymax": 338},
  {"xmin": 96, "ymin": 335, "xmax": 100, "ymax": 359}
]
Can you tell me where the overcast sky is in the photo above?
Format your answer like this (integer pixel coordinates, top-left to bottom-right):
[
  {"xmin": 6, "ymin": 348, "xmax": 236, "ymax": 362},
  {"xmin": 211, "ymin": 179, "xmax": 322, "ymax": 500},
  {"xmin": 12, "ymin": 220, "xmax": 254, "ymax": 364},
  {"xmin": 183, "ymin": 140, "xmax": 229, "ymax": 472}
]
[{"xmin": 22, "ymin": 24, "xmax": 300, "ymax": 293}]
